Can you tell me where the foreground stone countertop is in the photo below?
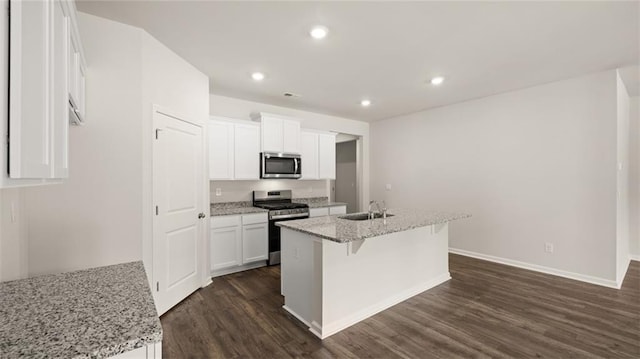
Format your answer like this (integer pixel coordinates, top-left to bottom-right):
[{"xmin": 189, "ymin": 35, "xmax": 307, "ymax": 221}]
[
  {"xmin": 276, "ymin": 208, "xmax": 471, "ymax": 243},
  {"xmin": 211, "ymin": 202, "xmax": 269, "ymax": 216},
  {"xmin": 0, "ymin": 261, "xmax": 162, "ymax": 359}
]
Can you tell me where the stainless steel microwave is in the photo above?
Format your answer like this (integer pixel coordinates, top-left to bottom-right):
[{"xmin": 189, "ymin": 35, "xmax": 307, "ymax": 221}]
[{"xmin": 260, "ymin": 152, "xmax": 301, "ymax": 179}]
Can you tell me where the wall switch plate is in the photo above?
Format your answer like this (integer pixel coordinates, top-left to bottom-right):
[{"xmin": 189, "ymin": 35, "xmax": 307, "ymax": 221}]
[
  {"xmin": 385, "ymin": 184, "xmax": 392, "ymax": 191},
  {"xmin": 215, "ymin": 188, "xmax": 222, "ymax": 196},
  {"xmin": 544, "ymin": 242, "xmax": 554, "ymax": 253}
]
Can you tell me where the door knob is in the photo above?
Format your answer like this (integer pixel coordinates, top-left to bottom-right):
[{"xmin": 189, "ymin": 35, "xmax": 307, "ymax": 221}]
[{"xmin": 198, "ymin": 213, "xmax": 206, "ymax": 219}]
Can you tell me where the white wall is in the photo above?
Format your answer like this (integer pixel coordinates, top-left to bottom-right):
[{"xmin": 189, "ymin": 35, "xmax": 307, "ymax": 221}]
[
  {"xmin": 630, "ymin": 96, "xmax": 640, "ymax": 259},
  {"xmin": 23, "ymin": 13, "xmax": 209, "ymax": 277},
  {"xmin": 24, "ymin": 14, "xmax": 144, "ymax": 276},
  {"xmin": 210, "ymin": 95, "xmax": 370, "ymax": 210},
  {"xmin": 371, "ymin": 70, "xmax": 620, "ymax": 285},
  {"xmin": 0, "ymin": 188, "xmax": 28, "ymax": 281},
  {"xmin": 616, "ymin": 71, "xmax": 630, "ymax": 282},
  {"xmin": 211, "ymin": 180, "xmax": 327, "ymax": 203}
]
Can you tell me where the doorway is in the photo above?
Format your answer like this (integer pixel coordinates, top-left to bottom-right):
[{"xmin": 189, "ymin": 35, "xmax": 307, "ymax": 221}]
[{"xmin": 331, "ymin": 134, "xmax": 359, "ymax": 213}]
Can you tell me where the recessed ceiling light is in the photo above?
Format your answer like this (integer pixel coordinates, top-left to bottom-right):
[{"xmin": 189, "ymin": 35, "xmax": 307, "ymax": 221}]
[
  {"xmin": 310, "ymin": 26, "xmax": 329, "ymax": 39},
  {"xmin": 251, "ymin": 72, "xmax": 265, "ymax": 81},
  {"xmin": 430, "ymin": 76, "xmax": 445, "ymax": 85},
  {"xmin": 360, "ymin": 99, "xmax": 371, "ymax": 107}
]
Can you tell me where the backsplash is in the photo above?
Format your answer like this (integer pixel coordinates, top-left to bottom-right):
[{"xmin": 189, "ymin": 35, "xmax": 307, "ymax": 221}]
[{"xmin": 210, "ymin": 180, "xmax": 328, "ymax": 203}]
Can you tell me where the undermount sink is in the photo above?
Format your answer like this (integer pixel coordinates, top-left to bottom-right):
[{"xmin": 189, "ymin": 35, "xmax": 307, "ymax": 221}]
[{"xmin": 338, "ymin": 213, "xmax": 394, "ymax": 221}]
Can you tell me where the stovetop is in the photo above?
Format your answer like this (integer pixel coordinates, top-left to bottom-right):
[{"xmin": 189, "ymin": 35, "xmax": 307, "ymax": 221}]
[{"xmin": 254, "ymin": 202, "xmax": 309, "ymax": 211}]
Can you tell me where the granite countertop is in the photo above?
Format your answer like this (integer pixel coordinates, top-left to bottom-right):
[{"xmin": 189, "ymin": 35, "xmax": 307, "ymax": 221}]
[
  {"xmin": 276, "ymin": 208, "xmax": 471, "ymax": 243},
  {"xmin": 0, "ymin": 261, "xmax": 162, "ymax": 359},
  {"xmin": 211, "ymin": 202, "xmax": 268, "ymax": 216}
]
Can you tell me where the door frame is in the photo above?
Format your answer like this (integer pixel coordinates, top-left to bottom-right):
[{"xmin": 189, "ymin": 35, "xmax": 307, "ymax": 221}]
[{"xmin": 150, "ymin": 104, "xmax": 210, "ymax": 313}]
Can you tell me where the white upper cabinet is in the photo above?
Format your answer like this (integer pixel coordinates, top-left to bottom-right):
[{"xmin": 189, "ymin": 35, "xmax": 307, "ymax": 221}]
[
  {"xmin": 253, "ymin": 113, "xmax": 301, "ymax": 154},
  {"xmin": 282, "ymin": 120, "xmax": 301, "ymax": 154},
  {"xmin": 209, "ymin": 117, "xmax": 260, "ymax": 180},
  {"xmin": 6, "ymin": 0, "xmax": 84, "ymax": 183},
  {"xmin": 68, "ymin": 19, "xmax": 86, "ymax": 125},
  {"xmin": 318, "ymin": 133, "xmax": 336, "ymax": 179},
  {"xmin": 260, "ymin": 116, "xmax": 284, "ymax": 153},
  {"xmin": 233, "ymin": 122, "xmax": 260, "ymax": 180},
  {"xmin": 300, "ymin": 131, "xmax": 336, "ymax": 180},
  {"xmin": 300, "ymin": 131, "xmax": 319, "ymax": 179},
  {"xmin": 209, "ymin": 120, "xmax": 234, "ymax": 180}
]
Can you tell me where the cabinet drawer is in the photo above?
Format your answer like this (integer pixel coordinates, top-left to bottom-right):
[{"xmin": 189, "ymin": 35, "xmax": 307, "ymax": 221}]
[
  {"xmin": 242, "ymin": 212, "xmax": 268, "ymax": 225},
  {"xmin": 211, "ymin": 215, "xmax": 241, "ymax": 229},
  {"xmin": 329, "ymin": 205, "xmax": 347, "ymax": 215},
  {"xmin": 309, "ymin": 207, "xmax": 329, "ymax": 218}
]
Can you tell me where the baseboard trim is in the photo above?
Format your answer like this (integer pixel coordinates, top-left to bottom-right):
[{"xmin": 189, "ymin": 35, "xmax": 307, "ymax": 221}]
[
  {"xmin": 617, "ymin": 256, "xmax": 632, "ymax": 288},
  {"xmin": 282, "ymin": 305, "xmax": 311, "ymax": 327},
  {"xmin": 449, "ymin": 248, "xmax": 620, "ymax": 289},
  {"xmin": 211, "ymin": 261, "xmax": 266, "ymax": 278},
  {"xmin": 316, "ymin": 273, "xmax": 451, "ymax": 339},
  {"xmin": 630, "ymin": 254, "xmax": 640, "ymax": 262}
]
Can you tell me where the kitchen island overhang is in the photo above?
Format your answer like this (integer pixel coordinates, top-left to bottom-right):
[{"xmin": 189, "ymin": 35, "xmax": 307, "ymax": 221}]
[{"xmin": 277, "ymin": 209, "xmax": 470, "ymax": 339}]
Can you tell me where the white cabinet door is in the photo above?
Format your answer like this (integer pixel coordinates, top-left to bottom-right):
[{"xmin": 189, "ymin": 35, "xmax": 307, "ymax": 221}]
[
  {"xmin": 318, "ymin": 133, "xmax": 336, "ymax": 179},
  {"xmin": 51, "ymin": 0, "xmax": 69, "ymax": 178},
  {"xmin": 300, "ymin": 131, "xmax": 318, "ymax": 180},
  {"xmin": 234, "ymin": 123, "xmax": 260, "ymax": 180},
  {"xmin": 282, "ymin": 119, "xmax": 300, "ymax": 154},
  {"xmin": 329, "ymin": 206, "xmax": 347, "ymax": 215},
  {"xmin": 9, "ymin": 0, "xmax": 52, "ymax": 178},
  {"xmin": 211, "ymin": 225, "xmax": 242, "ymax": 271},
  {"xmin": 242, "ymin": 223, "xmax": 268, "ymax": 264},
  {"xmin": 309, "ymin": 207, "xmax": 329, "ymax": 218},
  {"xmin": 260, "ymin": 116, "xmax": 283, "ymax": 153},
  {"xmin": 209, "ymin": 120, "xmax": 234, "ymax": 179}
]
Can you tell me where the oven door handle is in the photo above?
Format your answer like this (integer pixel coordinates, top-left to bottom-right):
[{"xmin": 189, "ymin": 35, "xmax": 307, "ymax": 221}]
[{"xmin": 271, "ymin": 213, "xmax": 309, "ymax": 220}]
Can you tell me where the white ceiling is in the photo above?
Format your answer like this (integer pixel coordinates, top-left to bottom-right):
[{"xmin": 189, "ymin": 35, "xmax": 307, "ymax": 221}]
[{"xmin": 77, "ymin": 1, "xmax": 639, "ymax": 122}]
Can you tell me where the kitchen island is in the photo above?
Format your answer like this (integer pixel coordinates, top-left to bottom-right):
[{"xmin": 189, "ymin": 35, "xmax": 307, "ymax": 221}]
[
  {"xmin": 277, "ymin": 209, "xmax": 470, "ymax": 339},
  {"xmin": 0, "ymin": 261, "xmax": 162, "ymax": 359}
]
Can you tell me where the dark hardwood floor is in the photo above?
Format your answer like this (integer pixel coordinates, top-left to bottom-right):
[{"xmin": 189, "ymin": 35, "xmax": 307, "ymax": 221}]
[{"xmin": 161, "ymin": 254, "xmax": 640, "ymax": 358}]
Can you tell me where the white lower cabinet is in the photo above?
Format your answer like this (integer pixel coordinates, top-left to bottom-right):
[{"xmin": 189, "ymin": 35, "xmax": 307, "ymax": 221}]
[
  {"xmin": 110, "ymin": 342, "xmax": 161, "ymax": 359},
  {"xmin": 309, "ymin": 205, "xmax": 347, "ymax": 218},
  {"xmin": 309, "ymin": 207, "xmax": 329, "ymax": 218},
  {"xmin": 210, "ymin": 213, "xmax": 268, "ymax": 276},
  {"xmin": 329, "ymin": 205, "xmax": 347, "ymax": 215}
]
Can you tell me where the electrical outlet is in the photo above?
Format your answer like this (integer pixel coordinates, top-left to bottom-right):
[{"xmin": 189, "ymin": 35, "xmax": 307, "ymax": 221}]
[
  {"xmin": 10, "ymin": 201, "xmax": 16, "ymax": 223},
  {"xmin": 385, "ymin": 184, "xmax": 392, "ymax": 191},
  {"xmin": 215, "ymin": 188, "xmax": 222, "ymax": 196},
  {"xmin": 544, "ymin": 242, "xmax": 554, "ymax": 253}
]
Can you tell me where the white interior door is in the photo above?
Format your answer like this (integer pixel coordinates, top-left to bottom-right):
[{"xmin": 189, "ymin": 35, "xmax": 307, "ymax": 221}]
[{"xmin": 153, "ymin": 110, "xmax": 204, "ymax": 315}]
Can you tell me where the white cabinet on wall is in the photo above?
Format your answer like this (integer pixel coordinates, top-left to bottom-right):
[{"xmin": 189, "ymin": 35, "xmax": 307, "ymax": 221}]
[
  {"xmin": 300, "ymin": 131, "xmax": 319, "ymax": 179},
  {"xmin": 234, "ymin": 123, "xmax": 260, "ymax": 180},
  {"xmin": 252, "ymin": 113, "xmax": 301, "ymax": 154},
  {"xmin": 210, "ymin": 213, "xmax": 268, "ymax": 276},
  {"xmin": 299, "ymin": 130, "xmax": 336, "ymax": 180},
  {"xmin": 318, "ymin": 133, "xmax": 336, "ymax": 179},
  {"xmin": 209, "ymin": 120, "xmax": 234, "ymax": 180},
  {"xmin": 5, "ymin": 0, "xmax": 85, "ymax": 185},
  {"xmin": 68, "ymin": 22, "xmax": 86, "ymax": 124},
  {"xmin": 209, "ymin": 118, "xmax": 260, "ymax": 180}
]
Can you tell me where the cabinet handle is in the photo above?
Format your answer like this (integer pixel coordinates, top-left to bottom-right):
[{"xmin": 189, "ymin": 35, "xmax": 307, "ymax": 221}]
[{"xmin": 198, "ymin": 213, "xmax": 206, "ymax": 219}]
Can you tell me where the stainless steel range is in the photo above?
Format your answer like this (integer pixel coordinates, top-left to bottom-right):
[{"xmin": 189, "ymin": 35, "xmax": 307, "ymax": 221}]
[{"xmin": 253, "ymin": 190, "xmax": 309, "ymax": 265}]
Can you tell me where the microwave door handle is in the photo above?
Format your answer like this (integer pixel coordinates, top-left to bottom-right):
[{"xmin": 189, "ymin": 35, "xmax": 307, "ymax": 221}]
[{"xmin": 294, "ymin": 158, "xmax": 299, "ymax": 174}]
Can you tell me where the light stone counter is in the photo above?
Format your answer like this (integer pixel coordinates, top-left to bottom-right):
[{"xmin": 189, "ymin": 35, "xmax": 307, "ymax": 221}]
[
  {"xmin": 276, "ymin": 208, "xmax": 470, "ymax": 243},
  {"xmin": 210, "ymin": 202, "xmax": 269, "ymax": 216},
  {"xmin": 0, "ymin": 261, "xmax": 162, "ymax": 359}
]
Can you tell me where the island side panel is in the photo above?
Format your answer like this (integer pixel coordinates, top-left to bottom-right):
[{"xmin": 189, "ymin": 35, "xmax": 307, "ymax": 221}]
[
  {"xmin": 280, "ymin": 228, "xmax": 315, "ymax": 326},
  {"xmin": 319, "ymin": 224, "xmax": 450, "ymax": 338}
]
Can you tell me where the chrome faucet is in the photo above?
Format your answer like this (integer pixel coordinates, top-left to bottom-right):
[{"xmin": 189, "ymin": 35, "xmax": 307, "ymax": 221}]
[{"xmin": 368, "ymin": 200, "xmax": 387, "ymax": 219}]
